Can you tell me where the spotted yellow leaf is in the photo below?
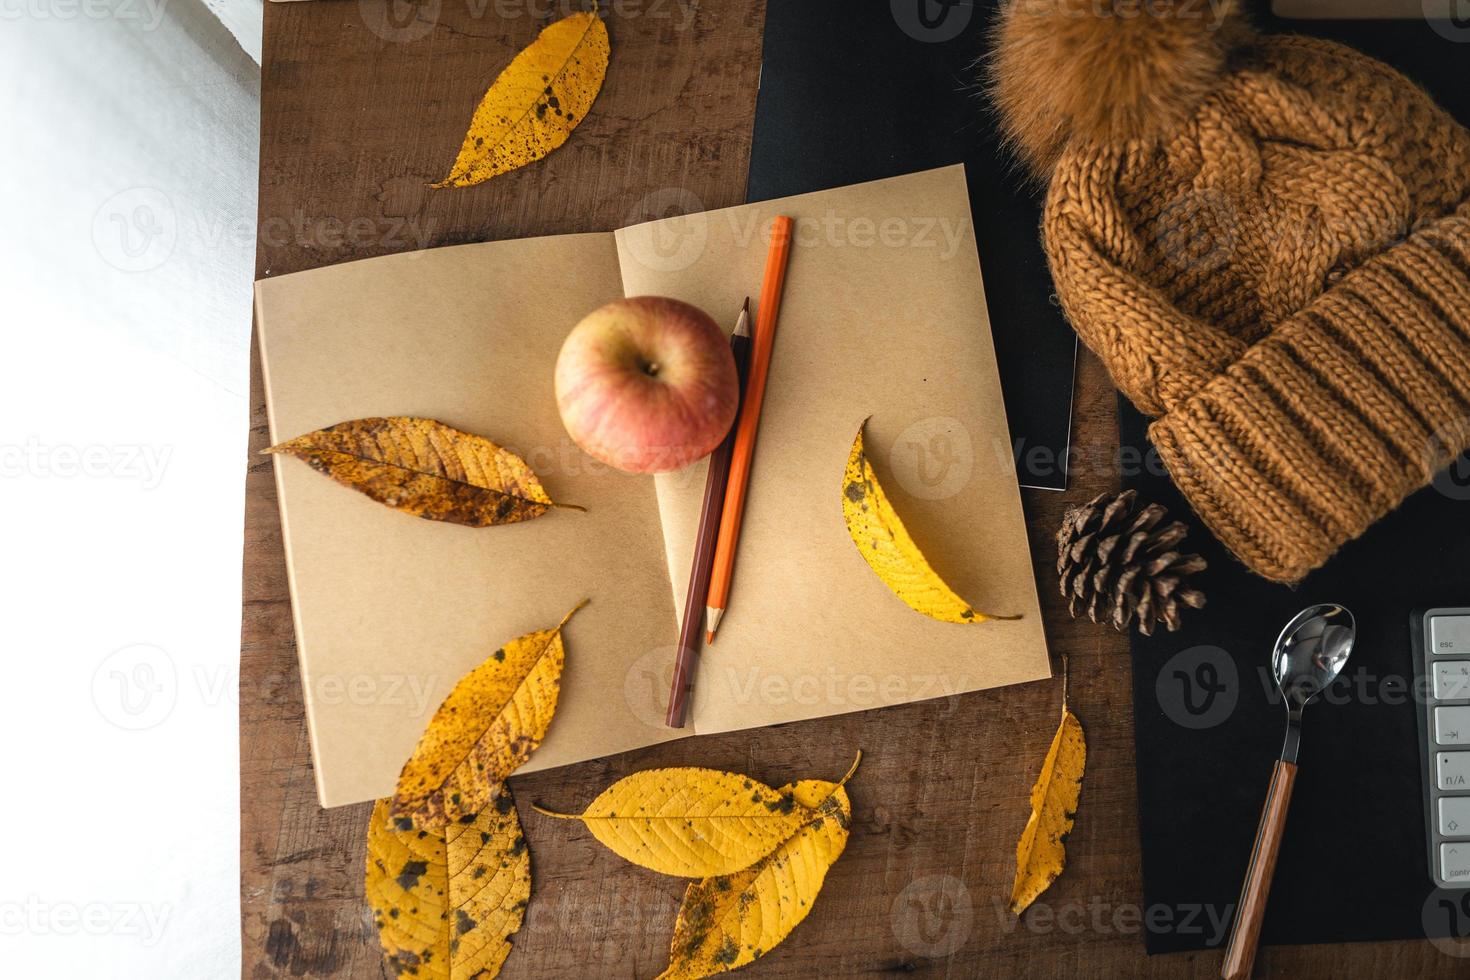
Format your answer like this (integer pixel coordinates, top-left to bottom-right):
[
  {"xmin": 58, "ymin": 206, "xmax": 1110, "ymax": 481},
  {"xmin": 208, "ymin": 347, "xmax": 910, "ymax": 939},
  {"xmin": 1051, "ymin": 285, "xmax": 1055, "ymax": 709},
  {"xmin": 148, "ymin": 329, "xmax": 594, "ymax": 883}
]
[
  {"xmin": 365, "ymin": 790, "xmax": 530, "ymax": 980},
  {"xmin": 390, "ymin": 601, "xmax": 587, "ymax": 831},
  {"xmin": 434, "ymin": 9, "xmax": 610, "ymax": 187},
  {"xmin": 1010, "ymin": 707, "xmax": 1086, "ymax": 914},
  {"xmin": 534, "ymin": 769, "xmax": 817, "ymax": 877},
  {"xmin": 657, "ymin": 779, "xmax": 852, "ymax": 980},
  {"xmin": 265, "ymin": 416, "xmax": 582, "ymax": 527},
  {"xmin": 841, "ymin": 421, "xmax": 1016, "ymax": 623}
]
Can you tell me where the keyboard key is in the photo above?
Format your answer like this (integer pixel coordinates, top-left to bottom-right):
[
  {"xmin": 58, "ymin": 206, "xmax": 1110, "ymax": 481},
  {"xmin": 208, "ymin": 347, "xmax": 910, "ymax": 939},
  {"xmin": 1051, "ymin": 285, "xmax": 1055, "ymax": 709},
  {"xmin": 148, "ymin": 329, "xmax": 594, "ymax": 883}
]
[
  {"xmin": 1444, "ymin": 843, "xmax": 1470, "ymax": 883},
  {"xmin": 1442, "ymin": 798, "xmax": 1470, "ymax": 837},
  {"xmin": 1439, "ymin": 752, "xmax": 1470, "ymax": 790},
  {"xmin": 1439, "ymin": 707, "xmax": 1470, "ymax": 745},
  {"xmin": 1431, "ymin": 616, "xmax": 1470, "ymax": 656},
  {"xmin": 1436, "ymin": 662, "xmax": 1470, "ymax": 700}
]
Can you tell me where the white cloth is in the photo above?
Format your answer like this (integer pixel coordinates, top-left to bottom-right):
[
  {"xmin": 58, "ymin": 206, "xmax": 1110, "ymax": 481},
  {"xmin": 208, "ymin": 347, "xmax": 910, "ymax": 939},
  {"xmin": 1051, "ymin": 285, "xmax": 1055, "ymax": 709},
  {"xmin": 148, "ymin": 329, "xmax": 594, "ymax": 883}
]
[{"xmin": 0, "ymin": 0, "xmax": 257, "ymax": 975}]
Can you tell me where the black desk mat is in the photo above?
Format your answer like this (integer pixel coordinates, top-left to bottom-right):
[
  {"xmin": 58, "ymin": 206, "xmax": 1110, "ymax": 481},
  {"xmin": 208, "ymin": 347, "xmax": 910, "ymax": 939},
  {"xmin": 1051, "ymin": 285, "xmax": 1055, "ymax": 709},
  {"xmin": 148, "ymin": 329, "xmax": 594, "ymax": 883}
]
[
  {"xmin": 1124, "ymin": 8, "xmax": 1470, "ymax": 955},
  {"xmin": 746, "ymin": 1, "xmax": 1077, "ymax": 491}
]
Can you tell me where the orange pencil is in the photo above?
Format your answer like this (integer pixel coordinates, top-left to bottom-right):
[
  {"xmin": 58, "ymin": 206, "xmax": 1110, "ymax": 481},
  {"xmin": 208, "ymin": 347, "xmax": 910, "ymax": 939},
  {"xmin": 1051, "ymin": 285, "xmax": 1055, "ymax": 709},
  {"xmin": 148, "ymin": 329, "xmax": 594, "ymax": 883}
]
[{"xmin": 705, "ymin": 215, "xmax": 794, "ymax": 642}]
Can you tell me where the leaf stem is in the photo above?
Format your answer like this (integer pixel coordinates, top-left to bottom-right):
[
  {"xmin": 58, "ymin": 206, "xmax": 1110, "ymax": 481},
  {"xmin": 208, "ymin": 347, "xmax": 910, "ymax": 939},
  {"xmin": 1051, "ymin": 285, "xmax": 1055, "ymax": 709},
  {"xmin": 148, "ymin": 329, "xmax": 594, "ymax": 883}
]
[
  {"xmin": 558, "ymin": 598, "xmax": 591, "ymax": 630},
  {"xmin": 836, "ymin": 749, "xmax": 863, "ymax": 788},
  {"xmin": 530, "ymin": 803, "xmax": 577, "ymax": 819},
  {"xmin": 1061, "ymin": 649, "xmax": 1070, "ymax": 715}
]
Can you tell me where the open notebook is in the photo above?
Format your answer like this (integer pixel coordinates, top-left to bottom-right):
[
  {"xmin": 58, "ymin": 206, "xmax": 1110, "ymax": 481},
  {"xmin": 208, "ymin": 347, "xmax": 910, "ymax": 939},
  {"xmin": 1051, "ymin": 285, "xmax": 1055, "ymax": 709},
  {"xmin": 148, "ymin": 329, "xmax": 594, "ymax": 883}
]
[{"xmin": 255, "ymin": 165, "xmax": 1051, "ymax": 808}]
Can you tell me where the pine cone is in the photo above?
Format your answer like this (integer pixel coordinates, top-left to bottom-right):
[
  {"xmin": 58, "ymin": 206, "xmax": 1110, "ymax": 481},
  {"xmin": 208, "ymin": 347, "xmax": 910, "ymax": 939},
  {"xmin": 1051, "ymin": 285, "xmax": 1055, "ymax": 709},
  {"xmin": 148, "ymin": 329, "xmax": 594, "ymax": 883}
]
[{"xmin": 1056, "ymin": 489, "xmax": 1207, "ymax": 636}]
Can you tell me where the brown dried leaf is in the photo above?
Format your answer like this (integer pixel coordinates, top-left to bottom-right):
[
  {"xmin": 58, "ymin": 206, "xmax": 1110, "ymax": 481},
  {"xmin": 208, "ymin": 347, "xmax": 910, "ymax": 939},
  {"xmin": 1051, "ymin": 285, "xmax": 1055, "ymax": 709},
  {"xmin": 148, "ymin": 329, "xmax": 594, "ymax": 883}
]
[{"xmin": 265, "ymin": 416, "xmax": 581, "ymax": 526}]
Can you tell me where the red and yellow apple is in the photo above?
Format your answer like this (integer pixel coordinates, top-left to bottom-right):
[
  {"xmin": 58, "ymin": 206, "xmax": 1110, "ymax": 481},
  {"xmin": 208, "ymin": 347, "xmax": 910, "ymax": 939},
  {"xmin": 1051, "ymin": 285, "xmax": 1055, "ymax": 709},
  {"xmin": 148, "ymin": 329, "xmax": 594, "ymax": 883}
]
[{"xmin": 554, "ymin": 297, "xmax": 739, "ymax": 474}]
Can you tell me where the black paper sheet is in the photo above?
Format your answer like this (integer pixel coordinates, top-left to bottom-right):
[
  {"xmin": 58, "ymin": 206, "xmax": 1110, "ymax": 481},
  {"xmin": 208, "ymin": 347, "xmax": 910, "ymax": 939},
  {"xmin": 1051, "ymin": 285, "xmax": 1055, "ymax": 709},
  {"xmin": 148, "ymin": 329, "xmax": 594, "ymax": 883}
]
[{"xmin": 746, "ymin": 0, "xmax": 1077, "ymax": 491}]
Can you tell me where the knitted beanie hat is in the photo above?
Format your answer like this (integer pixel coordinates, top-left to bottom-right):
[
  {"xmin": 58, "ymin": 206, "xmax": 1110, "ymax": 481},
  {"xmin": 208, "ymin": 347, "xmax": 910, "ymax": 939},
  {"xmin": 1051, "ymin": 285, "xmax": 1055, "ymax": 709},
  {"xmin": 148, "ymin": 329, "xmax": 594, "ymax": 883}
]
[{"xmin": 991, "ymin": 0, "xmax": 1470, "ymax": 583}]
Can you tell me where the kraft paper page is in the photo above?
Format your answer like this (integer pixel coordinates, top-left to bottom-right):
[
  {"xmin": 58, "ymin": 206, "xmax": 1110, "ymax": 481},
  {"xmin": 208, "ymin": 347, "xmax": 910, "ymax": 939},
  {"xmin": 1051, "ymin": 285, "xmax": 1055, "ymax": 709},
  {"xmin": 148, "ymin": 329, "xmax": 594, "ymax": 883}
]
[
  {"xmin": 255, "ymin": 232, "xmax": 685, "ymax": 809},
  {"xmin": 620, "ymin": 165, "xmax": 1051, "ymax": 736}
]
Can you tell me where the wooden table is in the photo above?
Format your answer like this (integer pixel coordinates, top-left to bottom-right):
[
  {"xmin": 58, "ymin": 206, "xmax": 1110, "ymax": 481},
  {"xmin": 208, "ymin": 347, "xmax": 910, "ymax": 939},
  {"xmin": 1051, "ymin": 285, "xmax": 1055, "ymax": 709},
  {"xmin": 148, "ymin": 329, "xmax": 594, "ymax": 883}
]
[{"xmin": 243, "ymin": 3, "xmax": 1453, "ymax": 976}]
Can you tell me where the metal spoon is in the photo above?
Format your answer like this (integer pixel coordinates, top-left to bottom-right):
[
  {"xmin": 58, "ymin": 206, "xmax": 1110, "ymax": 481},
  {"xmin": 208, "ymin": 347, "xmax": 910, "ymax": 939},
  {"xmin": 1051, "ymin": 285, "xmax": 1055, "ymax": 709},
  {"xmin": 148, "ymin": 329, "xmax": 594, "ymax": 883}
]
[{"xmin": 1222, "ymin": 604, "xmax": 1356, "ymax": 980}]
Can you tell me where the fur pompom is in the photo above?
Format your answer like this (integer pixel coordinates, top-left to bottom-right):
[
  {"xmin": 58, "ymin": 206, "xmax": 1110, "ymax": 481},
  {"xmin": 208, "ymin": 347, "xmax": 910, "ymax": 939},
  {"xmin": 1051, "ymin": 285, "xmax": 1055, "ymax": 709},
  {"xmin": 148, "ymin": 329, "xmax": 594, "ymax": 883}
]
[{"xmin": 988, "ymin": 0, "xmax": 1254, "ymax": 176}]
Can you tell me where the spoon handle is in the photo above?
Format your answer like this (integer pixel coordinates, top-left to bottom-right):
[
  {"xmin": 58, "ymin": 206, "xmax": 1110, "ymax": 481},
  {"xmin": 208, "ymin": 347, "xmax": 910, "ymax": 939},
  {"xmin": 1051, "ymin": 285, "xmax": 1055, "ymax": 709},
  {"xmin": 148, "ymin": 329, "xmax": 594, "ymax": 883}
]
[{"xmin": 1221, "ymin": 760, "xmax": 1298, "ymax": 980}]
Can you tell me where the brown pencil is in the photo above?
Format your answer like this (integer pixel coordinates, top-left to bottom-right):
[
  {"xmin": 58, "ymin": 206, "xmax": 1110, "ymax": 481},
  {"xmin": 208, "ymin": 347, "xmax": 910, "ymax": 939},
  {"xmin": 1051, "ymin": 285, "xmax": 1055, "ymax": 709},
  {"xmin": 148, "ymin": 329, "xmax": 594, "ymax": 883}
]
[
  {"xmin": 665, "ymin": 300, "xmax": 752, "ymax": 728},
  {"xmin": 705, "ymin": 216, "xmax": 794, "ymax": 642}
]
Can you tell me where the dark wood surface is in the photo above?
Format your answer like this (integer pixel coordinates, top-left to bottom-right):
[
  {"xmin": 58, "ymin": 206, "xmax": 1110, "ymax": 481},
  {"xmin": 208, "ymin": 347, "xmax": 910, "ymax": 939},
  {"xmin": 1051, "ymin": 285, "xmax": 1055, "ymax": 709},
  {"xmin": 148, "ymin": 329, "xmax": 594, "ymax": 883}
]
[{"xmin": 244, "ymin": 2, "xmax": 1455, "ymax": 976}]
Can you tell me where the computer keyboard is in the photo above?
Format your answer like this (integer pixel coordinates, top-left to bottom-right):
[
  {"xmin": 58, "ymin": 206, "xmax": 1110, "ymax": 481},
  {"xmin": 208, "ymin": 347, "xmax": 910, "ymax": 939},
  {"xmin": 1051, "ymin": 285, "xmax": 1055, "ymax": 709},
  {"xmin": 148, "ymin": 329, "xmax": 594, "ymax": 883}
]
[{"xmin": 1414, "ymin": 609, "xmax": 1470, "ymax": 888}]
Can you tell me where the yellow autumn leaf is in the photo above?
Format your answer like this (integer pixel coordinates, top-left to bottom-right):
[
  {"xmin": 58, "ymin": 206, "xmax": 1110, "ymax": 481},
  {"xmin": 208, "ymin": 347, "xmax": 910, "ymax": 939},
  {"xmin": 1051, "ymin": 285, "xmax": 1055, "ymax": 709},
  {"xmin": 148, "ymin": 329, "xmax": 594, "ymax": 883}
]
[
  {"xmin": 533, "ymin": 768, "xmax": 817, "ymax": 877},
  {"xmin": 1010, "ymin": 707, "xmax": 1086, "ymax": 914},
  {"xmin": 658, "ymin": 779, "xmax": 852, "ymax": 980},
  {"xmin": 434, "ymin": 9, "xmax": 610, "ymax": 187},
  {"xmin": 390, "ymin": 601, "xmax": 587, "ymax": 831},
  {"xmin": 265, "ymin": 416, "xmax": 582, "ymax": 527},
  {"xmin": 841, "ymin": 421, "xmax": 1016, "ymax": 623},
  {"xmin": 365, "ymin": 790, "xmax": 531, "ymax": 980}
]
